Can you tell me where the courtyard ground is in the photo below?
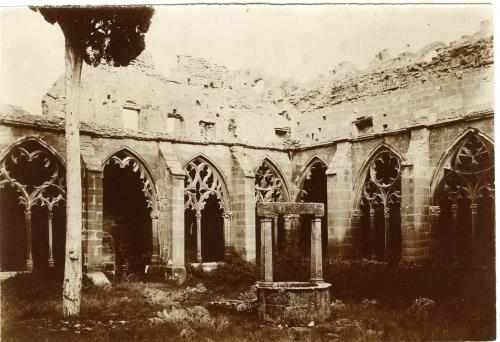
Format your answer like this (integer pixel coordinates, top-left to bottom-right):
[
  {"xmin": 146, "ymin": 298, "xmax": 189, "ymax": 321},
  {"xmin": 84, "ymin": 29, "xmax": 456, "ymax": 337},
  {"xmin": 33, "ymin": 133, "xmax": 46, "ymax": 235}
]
[{"xmin": 1, "ymin": 255, "xmax": 495, "ymax": 341}]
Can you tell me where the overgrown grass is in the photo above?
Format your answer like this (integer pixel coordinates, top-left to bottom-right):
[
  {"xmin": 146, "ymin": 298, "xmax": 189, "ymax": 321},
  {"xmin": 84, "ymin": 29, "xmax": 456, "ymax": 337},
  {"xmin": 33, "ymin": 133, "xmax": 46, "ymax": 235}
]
[{"xmin": 1, "ymin": 258, "xmax": 495, "ymax": 341}]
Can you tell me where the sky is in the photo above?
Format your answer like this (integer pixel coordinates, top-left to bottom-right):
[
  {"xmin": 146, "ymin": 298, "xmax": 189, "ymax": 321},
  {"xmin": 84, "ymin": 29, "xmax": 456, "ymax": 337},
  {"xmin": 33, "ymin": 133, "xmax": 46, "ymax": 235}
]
[{"xmin": 0, "ymin": 4, "xmax": 492, "ymax": 115}]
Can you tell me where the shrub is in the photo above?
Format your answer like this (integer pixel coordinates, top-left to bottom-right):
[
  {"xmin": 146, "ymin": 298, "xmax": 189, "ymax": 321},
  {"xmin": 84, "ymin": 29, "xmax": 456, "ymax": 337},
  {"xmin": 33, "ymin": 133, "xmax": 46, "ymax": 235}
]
[
  {"xmin": 142, "ymin": 283, "xmax": 207, "ymax": 307},
  {"xmin": 186, "ymin": 250, "xmax": 257, "ymax": 291},
  {"xmin": 149, "ymin": 305, "xmax": 230, "ymax": 337}
]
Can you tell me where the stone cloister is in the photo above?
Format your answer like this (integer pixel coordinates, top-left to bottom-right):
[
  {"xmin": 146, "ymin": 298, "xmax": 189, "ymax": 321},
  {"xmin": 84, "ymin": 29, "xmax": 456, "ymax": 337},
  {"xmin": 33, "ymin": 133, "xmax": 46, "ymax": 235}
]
[{"xmin": 0, "ymin": 21, "xmax": 494, "ymax": 282}]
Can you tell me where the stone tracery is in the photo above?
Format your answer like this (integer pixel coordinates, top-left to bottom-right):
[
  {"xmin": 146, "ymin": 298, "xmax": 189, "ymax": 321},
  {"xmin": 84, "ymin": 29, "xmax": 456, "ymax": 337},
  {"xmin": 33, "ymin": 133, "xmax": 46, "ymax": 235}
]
[
  {"xmin": 105, "ymin": 150, "xmax": 156, "ymax": 210},
  {"xmin": 255, "ymin": 160, "xmax": 286, "ymax": 203},
  {"xmin": 436, "ymin": 134, "xmax": 494, "ymax": 264},
  {"xmin": 359, "ymin": 150, "xmax": 402, "ymax": 261},
  {"xmin": 184, "ymin": 157, "xmax": 228, "ymax": 263},
  {"xmin": 0, "ymin": 139, "xmax": 66, "ymax": 270}
]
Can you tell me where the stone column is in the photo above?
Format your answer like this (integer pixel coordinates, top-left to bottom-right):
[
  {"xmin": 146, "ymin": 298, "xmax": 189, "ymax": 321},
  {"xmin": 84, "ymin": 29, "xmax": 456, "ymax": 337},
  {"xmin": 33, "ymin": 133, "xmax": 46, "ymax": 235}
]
[
  {"xmin": 470, "ymin": 202, "xmax": 478, "ymax": 259},
  {"xmin": 48, "ymin": 208, "xmax": 55, "ymax": 268},
  {"xmin": 429, "ymin": 205, "xmax": 441, "ymax": 260},
  {"xmin": 272, "ymin": 215, "xmax": 279, "ymax": 251},
  {"xmin": 223, "ymin": 211, "xmax": 233, "ymax": 257},
  {"xmin": 451, "ymin": 203, "xmax": 460, "ymax": 261},
  {"xmin": 369, "ymin": 208, "xmax": 376, "ymax": 259},
  {"xmin": 260, "ymin": 216, "xmax": 273, "ymax": 283},
  {"xmin": 310, "ymin": 216, "xmax": 323, "ymax": 283},
  {"xmin": 350, "ymin": 209, "xmax": 363, "ymax": 256},
  {"xmin": 283, "ymin": 214, "xmax": 296, "ymax": 249},
  {"xmin": 150, "ymin": 210, "xmax": 160, "ymax": 265},
  {"xmin": 170, "ymin": 174, "xmax": 186, "ymax": 283},
  {"xmin": 384, "ymin": 206, "xmax": 391, "ymax": 261},
  {"xmin": 195, "ymin": 211, "xmax": 202, "ymax": 263},
  {"xmin": 24, "ymin": 208, "xmax": 33, "ymax": 271}
]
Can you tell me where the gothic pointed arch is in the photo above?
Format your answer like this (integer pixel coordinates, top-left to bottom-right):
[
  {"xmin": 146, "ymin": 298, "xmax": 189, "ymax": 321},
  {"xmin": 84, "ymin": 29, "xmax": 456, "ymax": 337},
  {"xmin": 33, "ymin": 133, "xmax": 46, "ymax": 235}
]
[
  {"xmin": 102, "ymin": 146, "xmax": 157, "ymax": 210},
  {"xmin": 352, "ymin": 143, "xmax": 404, "ymax": 208},
  {"xmin": 0, "ymin": 137, "xmax": 67, "ymax": 271},
  {"xmin": 295, "ymin": 155, "xmax": 329, "ymax": 202},
  {"xmin": 183, "ymin": 155, "xmax": 230, "ymax": 214},
  {"xmin": 430, "ymin": 129, "xmax": 494, "ymax": 202},
  {"xmin": 355, "ymin": 145, "xmax": 403, "ymax": 261},
  {"xmin": 431, "ymin": 130, "xmax": 494, "ymax": 264},
  {"xmin": 254, "ymin": 158, "xmax": 290, "ymax": 203}
]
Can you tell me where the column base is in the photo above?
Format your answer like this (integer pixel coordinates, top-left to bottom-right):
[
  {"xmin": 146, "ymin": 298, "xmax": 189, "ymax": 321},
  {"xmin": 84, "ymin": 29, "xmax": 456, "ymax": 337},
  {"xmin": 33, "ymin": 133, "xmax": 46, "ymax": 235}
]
[
  {"xmin": 26, "ymin": 260, "xmax": 33, "ymax": 272},
  {"xmin": 310, "ymin": 277, "xmax": 324, "ymax": 284}
]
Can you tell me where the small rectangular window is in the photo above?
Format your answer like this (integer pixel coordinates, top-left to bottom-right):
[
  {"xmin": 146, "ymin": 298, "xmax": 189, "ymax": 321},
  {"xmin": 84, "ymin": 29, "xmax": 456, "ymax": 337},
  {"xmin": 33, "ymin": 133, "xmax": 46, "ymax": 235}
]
[{"xmin": 122, "ymin": 108, "xmax": 140, "ymax": 129}]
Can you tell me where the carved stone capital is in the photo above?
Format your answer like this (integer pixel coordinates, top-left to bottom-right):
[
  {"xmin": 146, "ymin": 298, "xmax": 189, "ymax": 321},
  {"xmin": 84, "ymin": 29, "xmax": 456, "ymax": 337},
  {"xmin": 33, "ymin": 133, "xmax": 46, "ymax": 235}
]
[
  {"xmin": 150, "ymin": 210, "xmax": 160, "ymax": 219},
  {"xmin": 352, "ymin": 209, "xmax": 363, "ymax": 218},
  {"xmin": 222, "ymin": 211, "xmax": 233, "ymax": 219},
  {"xmin": 429, "ymin": 205, "xmax": 441, "ymax": 217},
  {"xmin": 384, "ymin": 207, "xmax": 391, "ymax": 218}
]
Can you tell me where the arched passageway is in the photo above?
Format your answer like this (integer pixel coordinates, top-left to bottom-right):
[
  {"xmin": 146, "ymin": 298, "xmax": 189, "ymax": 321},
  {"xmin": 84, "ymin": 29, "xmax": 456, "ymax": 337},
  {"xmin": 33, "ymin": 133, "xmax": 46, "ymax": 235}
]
[
  {"xmin": 0, "ymin": 139, "xmax": 66, "ymax": 271},
  {"xmin": 298, "ymin": 160, "xmax": 328, "ymax": 259},
  {"xmin": 433, "ymin": 133, "xmax": 494, "ymax": 265},
  {"xmin": 103, "ymin": 150, "xmax": 155, "ymax": 273},
  {"xmin": 184, "ymin": 157, "xmax": 228, "ymax": 263},
  {"xmin": 357, "ymin": 150, "xmax": 402, "ymax": 262}
]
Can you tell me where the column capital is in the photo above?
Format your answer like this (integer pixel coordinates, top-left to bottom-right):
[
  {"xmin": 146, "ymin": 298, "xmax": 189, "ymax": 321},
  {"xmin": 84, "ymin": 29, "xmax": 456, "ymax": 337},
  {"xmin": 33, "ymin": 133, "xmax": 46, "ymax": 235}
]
[
  {"xmin": 259, "ymin": 216, "xmax": 274, "ymax": 222},
  {"xmin": 150, "ymin": 210, "xmax": 160, "ymax": 219},
  {"xmin": 429, "ymin": 205, "xmax": 441, "ymax": 217},
  {"xmin": 384, "ymin": 206, "xmax": 391, "ymax": 218},
  {"xmin": 222, "ymin": 211, "xmax": 233, "ymax": 219},
  {"xmin": 352, "ymin": 209, "xmax": 363, "ymax": 217}
]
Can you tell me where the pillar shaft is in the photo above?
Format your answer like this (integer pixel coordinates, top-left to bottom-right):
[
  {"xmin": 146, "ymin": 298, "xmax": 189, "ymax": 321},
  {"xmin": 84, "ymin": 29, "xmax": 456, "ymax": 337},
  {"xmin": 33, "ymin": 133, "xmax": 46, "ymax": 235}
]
[
  {"xmin": 171, "ymin": 174, "xmax": 186, "ymax": 283},
  {"xmin": 429, "ymin": 205, "xmax": 441, "ymax": 259},
  {"xmin": 272, "ymin": 215, "xmax": 279, "ymax": 251},
  {"xmin": 470, "ymin": 202, "xmax": 478, "ymax": 261},
  {"xmin": 451, "ymin": 204, "xmax": 460, "ymax": 261},
  {"xmin": 48, "ymin": 209, "xmax": 54, "ymax": 268},
  {"xmin": 260, "ymin": 216, "xmax": 273, "ymax": 282},
  {"xmin": 351, "ymin": 209, "xmax": 363, "ymax": 256},
  {"xmin": 24, "ymin": 208, "xmax": 33, "ymax": 271},
  {"xmin": 310, "ymin": 217, "xmax": 323, "ymax": 283},
  {"xmin": 223, "ymin": 212, "xmax": 232, "ymax": 257},
  {"xmin": 369, "ymin": 208, "xmax": 376, "ymax": 259},
  {"xmin": 150, "ymin": 211, "xmax": 160, "ymax": 265},
  {"xmin": 196, "ymin": 212, "xmax": 202, "ymax": 263},
  {"xmin": 384, "ymin": 206, "xmax": 391, "ymax": 261}
]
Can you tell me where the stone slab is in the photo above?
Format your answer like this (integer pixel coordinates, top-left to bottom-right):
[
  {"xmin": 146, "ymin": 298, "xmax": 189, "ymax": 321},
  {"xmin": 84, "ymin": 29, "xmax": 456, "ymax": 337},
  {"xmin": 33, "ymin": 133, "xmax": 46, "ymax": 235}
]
[{"xmin": 87, "ymin": 271, "xmax": 111, "ymax": 287}]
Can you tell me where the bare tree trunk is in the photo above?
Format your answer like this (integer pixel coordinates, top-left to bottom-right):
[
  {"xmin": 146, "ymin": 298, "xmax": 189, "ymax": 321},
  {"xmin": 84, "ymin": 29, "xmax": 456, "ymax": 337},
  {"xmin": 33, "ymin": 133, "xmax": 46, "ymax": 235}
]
[{"xmin": 62, "ymin": 39, "xmax": 83, "ymax": 317}]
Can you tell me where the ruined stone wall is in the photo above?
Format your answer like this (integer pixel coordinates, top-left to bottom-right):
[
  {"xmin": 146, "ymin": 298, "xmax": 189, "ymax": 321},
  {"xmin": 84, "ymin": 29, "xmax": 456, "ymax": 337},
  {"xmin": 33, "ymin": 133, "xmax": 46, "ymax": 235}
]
[
  {"xmin": 42, "ymin": 54, "xmax": 295, "ymax": 147},
  {"xmin": 291, "ymin": 29, "xmax": 493, "ymax": 143}
]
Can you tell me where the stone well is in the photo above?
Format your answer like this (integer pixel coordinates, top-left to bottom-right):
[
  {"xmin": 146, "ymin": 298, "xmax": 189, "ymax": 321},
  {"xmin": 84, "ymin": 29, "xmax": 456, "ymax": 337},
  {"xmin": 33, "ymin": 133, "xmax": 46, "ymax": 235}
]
[
  {"xmin": 255, "ymin": 202, "xmax": 332, "ymax": 325},
  {"xmin": 256, "ymin": 281, "xmax": 331, "ymax": 324}
]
